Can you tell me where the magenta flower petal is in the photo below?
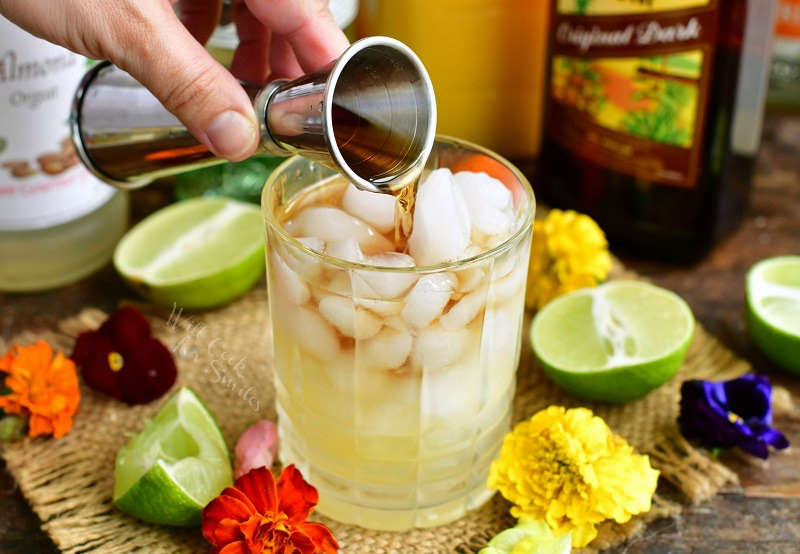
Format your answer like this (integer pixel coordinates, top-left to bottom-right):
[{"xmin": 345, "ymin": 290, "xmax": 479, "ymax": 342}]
[
  {"xmin": 71, "ymin": 307, "xmax": 177, "ymax": 405},
  {"xmin": 98, "ymin": 306, "xmax": 152, "ymax": 353},
  {"xmin": 73, "ymin": 332, "xmax": 120, "ymax": 399},
  {"xmin": 117, "ymin": 338, "xmax": 177, "ymax": 405}
]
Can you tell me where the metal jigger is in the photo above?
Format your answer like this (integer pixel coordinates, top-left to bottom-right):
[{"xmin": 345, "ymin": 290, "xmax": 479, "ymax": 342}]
[{"xmin": 69, "ymin": 36, "xmax": 436, "ymax": 193}]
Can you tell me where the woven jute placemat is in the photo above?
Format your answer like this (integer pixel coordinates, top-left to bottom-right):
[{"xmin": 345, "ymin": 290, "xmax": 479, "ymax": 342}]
[{"xmin": 1, "ymin": 262, "xmax": 745, "ymax": 553}]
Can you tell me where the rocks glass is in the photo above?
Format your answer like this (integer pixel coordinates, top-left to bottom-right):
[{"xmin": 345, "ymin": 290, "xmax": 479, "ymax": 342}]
[{"xmin": 262, "ymin": 137, "xmax": 534, "ymax": 530}]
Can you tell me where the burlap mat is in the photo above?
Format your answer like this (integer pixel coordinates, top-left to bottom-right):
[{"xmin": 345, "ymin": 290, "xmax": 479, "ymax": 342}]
[{"xmin": 1, "ymin": 262, "xmax": 746, "ymax": 553}]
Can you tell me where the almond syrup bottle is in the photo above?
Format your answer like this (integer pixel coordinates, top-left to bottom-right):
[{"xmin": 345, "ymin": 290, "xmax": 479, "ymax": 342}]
[
  {"xmin": 0, "ymin": 17, "xmax": 128, "ymax": 291},
  {"xmin": 539, "ymin": 0, "xmax": 777, "ymax": 261}
]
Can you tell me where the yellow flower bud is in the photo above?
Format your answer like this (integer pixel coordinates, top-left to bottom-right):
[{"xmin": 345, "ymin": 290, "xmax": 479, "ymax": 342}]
[{"xmin": 526, "ymin": 210, "xmax": 611, "ymax": 310}]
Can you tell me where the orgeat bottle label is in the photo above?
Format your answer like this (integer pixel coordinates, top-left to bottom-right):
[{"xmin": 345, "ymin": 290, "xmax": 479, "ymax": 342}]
[
  {"xmin": 546, "ymin": 0, "xmax": 720, "ymax": 188},
  {"xmin": 0, "ymin": 17, "xmax": 114, "ymax": 231}
]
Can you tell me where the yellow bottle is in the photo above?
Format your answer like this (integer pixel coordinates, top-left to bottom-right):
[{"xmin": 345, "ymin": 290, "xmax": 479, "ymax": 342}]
[{"xmin": 357, "ymin": 0, "xmax": 549, "ymax": 161}]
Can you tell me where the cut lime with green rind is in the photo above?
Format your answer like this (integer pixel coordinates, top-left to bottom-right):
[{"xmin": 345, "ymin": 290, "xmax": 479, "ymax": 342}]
[
  {"xmin": 531, "ymin": 281, "xmax": 694, "ymax": 403},
  {"xmin": 487, "ymin": 528, "xmax": 541, "ymax": 551},
  {"xmin": 479, "ymin": 517, "xmax": 571, "ymax": 554},
  {"xmin": 746, "ymin": 256, "xmax": 800, "ymax": 374},
  {"xmin": 113, "ymin": 387, "xmax": 232, "ymax": 526},
  {"xmin": 114, "ymin": 197, "xmax": 265, "ymax": 309}
]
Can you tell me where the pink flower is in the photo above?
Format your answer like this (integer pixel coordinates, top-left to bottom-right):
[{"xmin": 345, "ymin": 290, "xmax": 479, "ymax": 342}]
[{"xmin": 235, "ymin": 420, "xmax": 279, "ymax": 479}]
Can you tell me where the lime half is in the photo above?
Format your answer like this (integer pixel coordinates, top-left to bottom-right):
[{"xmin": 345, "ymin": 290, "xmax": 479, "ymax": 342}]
[
  {"xmin": 114, "ymin": 197, "xmax": 264, "ymax": 309},
  {"xmin": 747, "ymin": 256, "xmax": 800, "ymax": 374},
  {"xmin": 114, "ymin": 387, "xmax": 232, "ymax": 526},
  {"xmin": 479, "ymin": 517, "xmax": 571, "ymax": 554},
  {"xmin": 531, "ymin": 281, "xmax": 694, "ymax": 403}
]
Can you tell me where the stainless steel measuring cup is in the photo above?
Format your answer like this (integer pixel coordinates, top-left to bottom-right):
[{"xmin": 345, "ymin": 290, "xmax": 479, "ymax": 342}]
[{"xmin": 70, "ymin": 36, "xmax": 436, "ymax": 193}]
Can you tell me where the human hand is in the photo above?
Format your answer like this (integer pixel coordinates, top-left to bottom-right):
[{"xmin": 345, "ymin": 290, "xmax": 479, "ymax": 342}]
[{"xmin": 0, "ymin": 0, "xmax": 349, "ymax": 160}]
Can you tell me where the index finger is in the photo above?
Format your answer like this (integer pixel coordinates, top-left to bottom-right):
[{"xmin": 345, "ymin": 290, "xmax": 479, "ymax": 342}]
[
  {"xmin": 177, "ymin": 0, "xmax": 222, "ymax": 45},
  {"xmin": 242, "ymin": 0, "xmax": 349, "ymax": 72}
]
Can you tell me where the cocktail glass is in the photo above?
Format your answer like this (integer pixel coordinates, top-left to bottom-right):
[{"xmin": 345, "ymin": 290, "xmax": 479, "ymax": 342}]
[{"xmin": 262, "ymin": 136, "xmax": 534, "ymax": 530}]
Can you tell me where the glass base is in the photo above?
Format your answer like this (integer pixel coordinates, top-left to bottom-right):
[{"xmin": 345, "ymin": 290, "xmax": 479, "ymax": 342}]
[
  {"xmin": 279, "ymin": 438, "xmax": 497, "ymax": 531},
  {"xmin": 274, "ymin": 373, "xmax": 514, "ymax": 531},
  {"xmin": 315, "ymin": 481, "xmax": 495, "ymax": 531}
]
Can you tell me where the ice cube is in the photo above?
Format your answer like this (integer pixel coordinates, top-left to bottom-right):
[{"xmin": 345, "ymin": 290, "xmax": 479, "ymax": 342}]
[
  {"xmin": 318, "ymin": 295, "xmax": 383, "ymax": 340},
  {"xmin": 368, "ymin": 251, "xmax": 416, "ymax": 268},
  {"xmin": 354, "ymin": 296, "xmax": 404, "ymax": 317},
  {"xmin": 492, "ymin": 251, "xmax": 516, "ymax": 280},
  {"xmin": 383, "ymin": 315, "xmax": 411, "ymax": 332},
  {"xmin": 482, "ymin": 305, "xmax": 523, "ymax": 399},
  {"xmin": 296, "ymin": 236, "xmax": 325, "ymax": 252},
  {"xmin": 454, "ymin": 246, "xmax": 487, "ymax": 293},
  {"xmin": 408, "ymin": 169, "xmax": 471, "ymax": 266},
  {"xmin": 280, "ymin": 303, "xmax": 340, "ymax": 361},
  {"xmin": 489, "ymin": 260, "xmax": 527, "ymax": 306},
  {"xmin": 402, "ymin": 273, "xmax": 457, "ymax": 328},
  {"xmin": 411, "ymin": 324, "xmax": 470, "ymax": 371},
  {"xmin": 358, "ymin": 327, "xmax": 413, "ymax": 371},
  {"xmin": 341, "ymin": 183, "xmax": 397, "ymax": 234},
  {"xmin": 325, "ymin": 237, "xmax": 364, "ymax": 263},
  {"xmin": 355, "ymin": 252, "xmax": 418, "ymax": 299},
  {"xmin": 280, "ymin": 237, "xmax": 325, "ymax": 281},
  {"xmin": 309, "ymin": 285, "xmax": 328, "ymax": 303},
  {"xmin": 270, "ymin": 252, "xmax": 311, "ymax": 305},
  {"xmin": 454, "ymin": 171, "xmax": 513, "ymax": 241},
  {"xmin": 284, "ymin": 206, "xmax": 393, "ymax": 254},
  {"xmin": 421, "ymin": 350, "xmax": 481, "ymax": 420},
  {"xmin": 318, "ymin": 271, "xmax": 403, "ymax": 316},
  {"xmin": 440, "ymin": 286, "xmax": 487, "ymax": 329},
  {"xmin": 318, "ymin": 270, "xmax": 352, "ymax": 299}
]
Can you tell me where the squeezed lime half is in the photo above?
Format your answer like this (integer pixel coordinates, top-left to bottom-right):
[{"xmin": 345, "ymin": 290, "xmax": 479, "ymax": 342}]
[
  {"xmin": 531, "ymin": 281, "xmax": 694, "ymax": 403},
  {"xmin": 746, "ymin": 256, "xmax": 800, "ymax": 374},
  {"xmin": 114, "ymin": 197, "xmax": 264, "ymax": 309},
  {"xmin": 113, "ymin": 387, "xmax": 232, "ymax": 526}
]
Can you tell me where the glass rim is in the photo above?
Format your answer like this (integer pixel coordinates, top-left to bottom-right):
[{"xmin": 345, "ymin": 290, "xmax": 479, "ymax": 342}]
[{"xmin": 262, "ymin": 134, "xmax": 536, "ymax": 274}]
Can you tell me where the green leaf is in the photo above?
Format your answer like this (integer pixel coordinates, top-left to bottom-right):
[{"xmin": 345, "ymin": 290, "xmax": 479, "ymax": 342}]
[{"xmin": 0, "ymin": 415, "xmax": 27, "ymax": 441}]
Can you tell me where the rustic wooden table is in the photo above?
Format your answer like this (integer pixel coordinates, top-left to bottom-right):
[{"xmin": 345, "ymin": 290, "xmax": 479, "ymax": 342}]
[{"xmin": 2, "ymin": 120, "xmax": 799, "ymax": 553}]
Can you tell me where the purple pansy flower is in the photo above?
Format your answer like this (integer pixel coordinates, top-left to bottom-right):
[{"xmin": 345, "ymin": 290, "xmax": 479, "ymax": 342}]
[{"xmin": 678, "ymin": 373, "xmax": 789, "ymax": 459}]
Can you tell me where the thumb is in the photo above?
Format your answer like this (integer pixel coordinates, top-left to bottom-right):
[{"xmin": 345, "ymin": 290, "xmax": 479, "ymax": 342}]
[{"xmin": 112, "ymin": 8, "xmax": 258, "ymax": 161}]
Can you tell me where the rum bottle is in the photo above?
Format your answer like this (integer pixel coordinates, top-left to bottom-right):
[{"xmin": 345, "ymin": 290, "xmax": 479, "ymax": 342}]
[{"xmin": 540, "ymin": 0, "xmax": 776, "ymax": 260}]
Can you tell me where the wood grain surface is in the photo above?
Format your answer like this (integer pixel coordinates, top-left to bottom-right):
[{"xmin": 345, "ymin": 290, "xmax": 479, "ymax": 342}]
[{"xmin": 2, "ymin": 119, "xmax": 799, "ymax": 553}]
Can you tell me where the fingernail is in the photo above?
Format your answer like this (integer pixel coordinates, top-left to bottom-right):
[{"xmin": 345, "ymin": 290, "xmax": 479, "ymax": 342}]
[{"xmin": 205, "ymin": 110, "xmax": 256, "ymax": 159}]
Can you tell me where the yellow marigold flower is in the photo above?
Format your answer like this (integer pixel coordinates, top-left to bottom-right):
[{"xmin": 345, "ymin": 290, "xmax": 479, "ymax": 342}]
[
  {"xmin": 488, "ymin": 406, "xmax": 659, "ymax": 548},
  {"xmin": 526, "ymin": 210, "xmax": 611, "ymax": 310}
]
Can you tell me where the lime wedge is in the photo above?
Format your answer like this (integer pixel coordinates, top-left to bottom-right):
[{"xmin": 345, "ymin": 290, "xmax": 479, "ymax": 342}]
[
  {"xmin": 113, "ymin": 387, "xmax": 232, "ymax": 526},
  {"xmin": 114, "ymin": 197, "xmax": 264, "ymax": 309},
  {"xmin": 479, "ymin": 517, "xmax": 571, "ymax": 554},
  {"xmin": 531, "ymin": 281, "xmax": 694, "ymax": 403},
  {"xmin": 746, "ymin": 256, "xmax": 800, "ymax": 374}
]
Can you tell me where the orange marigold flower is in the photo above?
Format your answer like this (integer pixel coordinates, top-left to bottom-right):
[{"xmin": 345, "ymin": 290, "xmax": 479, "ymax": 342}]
[
  {"xmin": 202, "ymin": 465, "xmax": 338, "ymax": 554},
  {"xmin": 0, "ymin": 341, "xmax": 80, "ymax": 438}
]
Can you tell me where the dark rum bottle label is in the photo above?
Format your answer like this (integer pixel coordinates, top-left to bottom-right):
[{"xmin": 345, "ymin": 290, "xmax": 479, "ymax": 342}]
[{"xmin": 547, "ymin": 0, "xmax": 721, "ymax": 188}]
